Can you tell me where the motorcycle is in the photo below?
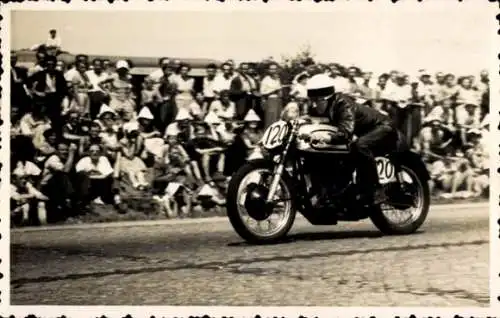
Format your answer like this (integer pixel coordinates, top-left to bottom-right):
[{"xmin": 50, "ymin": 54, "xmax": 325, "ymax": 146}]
[{"xmin": 226, "ymin": 116, "xmax": 431, "ymax": 244}]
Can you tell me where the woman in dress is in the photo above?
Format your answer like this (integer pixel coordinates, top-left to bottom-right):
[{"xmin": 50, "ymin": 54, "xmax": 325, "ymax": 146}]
[{"xmin": 173, "ymin": 63, "xmax": 195, "ymax": 112}]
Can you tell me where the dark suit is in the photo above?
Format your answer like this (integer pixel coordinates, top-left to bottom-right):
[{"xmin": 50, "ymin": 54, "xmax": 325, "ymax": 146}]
[
  {"xmin": 11, "ymin": 66, "xmax": 30, "ymax": 113},
  {"xmin": 30, "ymin": 70, "xmax": 68, "ymax": 132}
]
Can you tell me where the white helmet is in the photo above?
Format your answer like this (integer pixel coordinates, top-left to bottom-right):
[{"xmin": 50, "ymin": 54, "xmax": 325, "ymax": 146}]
[{"xmin": 306, "ymin": 74, "xmax": 335, "ymax": 98}]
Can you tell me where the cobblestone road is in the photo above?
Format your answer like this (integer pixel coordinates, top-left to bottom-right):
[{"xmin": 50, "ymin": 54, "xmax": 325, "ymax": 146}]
[{"xmin": 11, "ymin": 204, "xmax": 489, "ymax": 306}]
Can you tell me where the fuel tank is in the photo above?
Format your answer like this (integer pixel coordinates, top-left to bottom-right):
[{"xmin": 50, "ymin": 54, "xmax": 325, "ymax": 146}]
[{"xmin": 296, "ymin": 122, "xmax": 350, "ymax": 154}]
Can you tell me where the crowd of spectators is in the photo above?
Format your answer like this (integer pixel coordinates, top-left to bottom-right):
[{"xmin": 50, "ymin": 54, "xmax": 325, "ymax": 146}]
[{"xmin": 10, "ymin": 31, "xmax": 490, "ymax": 225}]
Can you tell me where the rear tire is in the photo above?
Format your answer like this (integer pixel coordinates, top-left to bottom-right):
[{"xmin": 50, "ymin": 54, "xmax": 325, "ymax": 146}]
[
  {"xmin": 226, "ymin": 159, "xmax": 296, "ymax": 244},
  {"xmin": 370, "ymin": 165, "xmax": 430, "ymax": 235}
]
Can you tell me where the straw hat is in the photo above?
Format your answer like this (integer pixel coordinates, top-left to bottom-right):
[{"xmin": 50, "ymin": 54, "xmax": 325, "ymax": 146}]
[{"xmin": 116, "ymin": 60, "xmax": 129, "ymax": 70}]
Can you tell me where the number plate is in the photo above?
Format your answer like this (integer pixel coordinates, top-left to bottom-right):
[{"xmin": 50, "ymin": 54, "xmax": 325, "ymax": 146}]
[
  {"xmin": 261, "ymin": 120, "xmax": 289, "ymax": 150},
  {"xmin": 376, "ymin": 157, "xmax": 396, "ymax": 184}
]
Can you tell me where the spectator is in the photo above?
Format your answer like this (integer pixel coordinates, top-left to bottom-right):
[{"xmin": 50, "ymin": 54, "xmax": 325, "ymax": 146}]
[
  {"xmin": 137, "ymin": 106, "xmax": 164, "ymax": 161},
  {"xmin": 148, "ymin": 57, "xmax": 170, "ymax": 86},
  {"xmin": 68, "ymin": 60, "xmax": 92, "ymax": 116},
  {"xmin": 456, "ymin": 103, "xmax": 480, "ymax": 147},
  {"xmin": 100, "ymin": 60, "xmax": 136, "ymax": 123},
  {"xmin": 356, "ymin": 71, "xmax": 374, "ymax": 100},
  {"xmin": 28, "ymin": 50, "xmax": 46, "ymax": 77},
  {"xmin": 455, "ymin": 76, "xmax": 481, "ymax": 125},
  {"xmin": 260, "ymin": 62, "xmax": 283, "ymax": 129},
  {"xmin": 241, "ymin": 109, "xmax": 262, "ymax": 157},
  {"xmin": 45, "ymin": 29, "xmax": 62, "ymax": 54},
  {"xmin": 120, "ymin": 122, "xmax": 149, "ymax": 190},
  {"xmin": 328, "ymin": 64, "xmax": 350, "ymax": 93},
  {"xmin": 213, "ymin": 62, "xmax": 235, "ymax": 97},
  {"xmin": 30, "ymin": 55, "xmax": 68, "ymax": 133},
  {"xmin": 62, "ymin": 109, "xmax": 89, "ymax": 144},
  {"xmin": 141, "ymin": 77, "xmax": 160, "ymax": 107},
  {"xmin": 75, "ymin": 144, "xmax": 121, "ymax": 208},
  {"xmin": 187, "ymin": 91, "xmax": 205, "ymax": 120},
  {"xmin": 230, "ymin": 62, "xmax": 255, "ymax": 120},
  {"xmin": 209, "ymin": 89, "xmax": 236, "ymax": 121},
  {"xmin": 202, "ymin": 63, "xmax": 218, "ymax": 109},
  {"xmin": 155, "ymin": 64, "xmax": 178, "ymax": 132},
  {"xmin": 173, "ymin": 63, "xmax": 195, "ymax": 112},
  {"xmin": 79, "ymin": 122, "xmax": 103, "ymax": 157},
  {"xmin": 86, "ymin": 58, "xmax": 110, "ymax": 119},
  {"xmin": 40, "ymin": 142, "xmax": 78, "ymax": 220},
  {"xmin": 11, "ymin": 52, "xmax": 31, "ymax": 115}
]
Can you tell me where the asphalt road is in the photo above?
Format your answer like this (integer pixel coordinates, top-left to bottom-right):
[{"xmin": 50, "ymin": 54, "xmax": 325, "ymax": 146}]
[{"xmin": 11, "ymin": 203, "xmax": 489, "ymax": 307}]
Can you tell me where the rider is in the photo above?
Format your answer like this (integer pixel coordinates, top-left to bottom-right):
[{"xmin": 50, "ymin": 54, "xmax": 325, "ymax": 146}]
[{"xmin": 305, "ymin": 74, "xmax": 398, "ymax": 206}]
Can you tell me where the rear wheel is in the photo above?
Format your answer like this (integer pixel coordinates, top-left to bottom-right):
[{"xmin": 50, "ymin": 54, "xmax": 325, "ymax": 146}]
[
  {"xmin": 370, "ymin": 165, "xmax": 430, "ymax": 235},
  {"xmin": 226, "ymin": 160, "xmax": 296, "ymax": 244}
]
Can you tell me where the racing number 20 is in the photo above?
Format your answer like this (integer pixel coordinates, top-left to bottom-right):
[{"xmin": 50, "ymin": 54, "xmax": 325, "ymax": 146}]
[{"xmin": 376, "ymin": 159, "xmax": 394, "ymax": 180}]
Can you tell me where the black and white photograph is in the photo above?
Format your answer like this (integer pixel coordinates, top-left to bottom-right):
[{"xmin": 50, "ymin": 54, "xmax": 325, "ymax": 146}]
[{"xmin": 3, "ymin": 1, "xmax": 498, "ymax": 313}]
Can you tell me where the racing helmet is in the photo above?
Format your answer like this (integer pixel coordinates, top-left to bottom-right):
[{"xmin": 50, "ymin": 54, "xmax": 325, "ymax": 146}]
[{"xmin": 306, "ymin": 74, "xmax": 336, "ymax": 98}]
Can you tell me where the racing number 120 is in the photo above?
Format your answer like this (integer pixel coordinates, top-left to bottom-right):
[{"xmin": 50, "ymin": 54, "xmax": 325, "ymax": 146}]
[{"xmin": 262, "ymin": 121, "xmax": 288, "ymax": 149}]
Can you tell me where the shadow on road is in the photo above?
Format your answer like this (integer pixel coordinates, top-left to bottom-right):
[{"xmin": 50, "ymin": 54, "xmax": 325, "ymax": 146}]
[{"xmin": 228, "ymin": 229, "xmax": 425, "ymax": 247}]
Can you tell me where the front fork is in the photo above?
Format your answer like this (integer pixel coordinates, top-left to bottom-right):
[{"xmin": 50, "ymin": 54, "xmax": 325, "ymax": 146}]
[{"xmin": 266, "ymin": 121, "xmax": 298, "ymax": 203}]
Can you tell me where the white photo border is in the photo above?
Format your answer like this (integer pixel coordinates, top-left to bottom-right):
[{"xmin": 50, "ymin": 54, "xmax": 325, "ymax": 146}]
[{"xmin": 0, "ymin": 0, "xmax": 499, "ymax": 317}]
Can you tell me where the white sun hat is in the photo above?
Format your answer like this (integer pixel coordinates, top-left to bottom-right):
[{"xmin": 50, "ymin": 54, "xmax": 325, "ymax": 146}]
[
  {"xmin": 165, "ymin": 123, "xmax": 180, "ymax": 137},
  {"xmin": 97, "ymin": 104, "xmax": 117, "ymax": 118},
  {"xmin": 204, "ymin": 111, "xmax": 222, "ymax": 125},
  {"xmin": 116, "ymin": 60, "xmax": 130, "ymax": 70},
  {"xmin": 175, "ymin": 108, "xmax": 193, "ymax": 121},
  {"xmin": 244, "ymin": 109, "xmax": 261, "ymax": 122},
  {"xmin": 137, "ymin": 106, "xmax": 154, "ymax": 120},
  {"xmin": 123, "ymin": 121, "xmax": 140, "ymax": 133}
]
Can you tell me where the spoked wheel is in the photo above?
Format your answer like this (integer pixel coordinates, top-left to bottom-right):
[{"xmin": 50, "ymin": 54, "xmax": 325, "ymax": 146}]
[
  {"xmin": 226, "ymin": 160, "xmax": 296, "ymax": 244},
  {"xmin": 370, "ymin": 165, "xmax": 430, "ymax": 235}
]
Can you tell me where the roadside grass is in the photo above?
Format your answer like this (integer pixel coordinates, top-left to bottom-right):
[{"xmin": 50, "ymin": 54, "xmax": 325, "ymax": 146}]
[{"xmin": 62, "ymin": 193, "xmax": 488, "ymax": 225}]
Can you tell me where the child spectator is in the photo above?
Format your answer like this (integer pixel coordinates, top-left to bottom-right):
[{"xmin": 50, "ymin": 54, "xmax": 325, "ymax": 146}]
[
  {"xmin": 281, "ymin": 101, "xmax": 301, "ymax": 121},
  {"xmin": 120, "ymin": 122, "xmax": 149, "ymax": 190},
  {"xmin": 137, "ymin": 106, "xmax": 164, "ymax": 161},
  {"xmin": 152, "ymin": 125, "xmax": 195, "ymax": 218},
  {"xmin": 242, "ymin": 109, "xmax": 263, "ymax": 159}
]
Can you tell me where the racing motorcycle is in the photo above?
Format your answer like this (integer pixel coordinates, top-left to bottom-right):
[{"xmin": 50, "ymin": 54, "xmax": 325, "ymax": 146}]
[{"xmin": 226, "ymin": 116, "xmax": 431, "ymax": 244}]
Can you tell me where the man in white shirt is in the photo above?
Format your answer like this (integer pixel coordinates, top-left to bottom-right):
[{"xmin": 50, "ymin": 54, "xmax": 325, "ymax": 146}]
[
  {"xmin": 148, "ymin": 57, "xmax": 170, "ymax": 86},
  {"xmin": 45, "ymin": 29, "xmax": 62, "ymax": 55},
  {"xmin": 203, "ymin": 63, "xmax": 218, "ymax": 108},
  {"xmin": 75, "ymin": 144, "xmax": 122, "ymax": 209},
  {"xmin": 212, "ymin": 62, "xmax": 235, "ymax": 98},
  {"xmin": 86, "ymin": 59, "xmax": 110, "ymax": 119}
]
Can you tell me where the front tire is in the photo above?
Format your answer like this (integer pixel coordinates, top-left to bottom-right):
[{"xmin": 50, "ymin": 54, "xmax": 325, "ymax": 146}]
[
  {"xmin": 226, "ymin": 159, "xmax": 297, "ymax": 244},
  {"xmin": 370, "ymin": 165, "xmax": 430, "ymax": 235}
]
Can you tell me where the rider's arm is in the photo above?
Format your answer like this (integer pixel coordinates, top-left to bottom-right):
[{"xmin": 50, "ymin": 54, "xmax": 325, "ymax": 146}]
[{"xmin": 329, "ymin": 94, "xmax": 355, "ymax": 141}]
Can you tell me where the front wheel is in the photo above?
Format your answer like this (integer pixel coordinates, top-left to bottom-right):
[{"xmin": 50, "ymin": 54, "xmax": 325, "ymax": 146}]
[
  {"xmin": 226, "ymin": 160, "xmax": 297, "ymax": 244},
  {"xmin": 370, "ymin": 164, "xmax": 430, "ymax": 235}
]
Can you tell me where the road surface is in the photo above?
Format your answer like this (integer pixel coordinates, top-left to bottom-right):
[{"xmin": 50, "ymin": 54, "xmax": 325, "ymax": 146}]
[{"xmin": 11, "ymin": 203, "xmax": 489, "ymax": 306}]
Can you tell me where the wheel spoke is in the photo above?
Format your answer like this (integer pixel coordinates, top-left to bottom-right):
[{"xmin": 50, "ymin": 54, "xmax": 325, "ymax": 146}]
[{"xmin": 235, "ymin": 168, "xmax": 293, "ymax": 238}]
